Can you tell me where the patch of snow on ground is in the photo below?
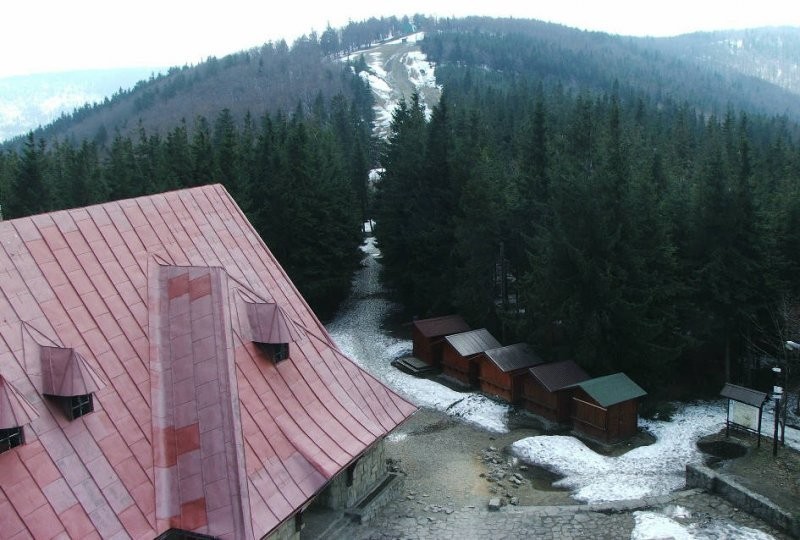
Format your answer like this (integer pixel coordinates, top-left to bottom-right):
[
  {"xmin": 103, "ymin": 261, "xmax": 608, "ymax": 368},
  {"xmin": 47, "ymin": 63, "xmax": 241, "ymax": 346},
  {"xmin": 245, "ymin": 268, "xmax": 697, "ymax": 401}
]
[
  {"xmin": 326, "ymin": 235, "xmax": 510, "ymax": 433},
  {"xmin": 512, "ymin": 402, "xmax": 726, "ymax": 503},
  {"xmin": 404, "ymin": 50, "xmax": 439, "ymax": 89},
  {"xmin": 632, "ymin": 510, "xmax": 776, "ymax": 540},
  {"xmin": 384, "ymin": 31, "xmax": 426, "ymax": 46}
]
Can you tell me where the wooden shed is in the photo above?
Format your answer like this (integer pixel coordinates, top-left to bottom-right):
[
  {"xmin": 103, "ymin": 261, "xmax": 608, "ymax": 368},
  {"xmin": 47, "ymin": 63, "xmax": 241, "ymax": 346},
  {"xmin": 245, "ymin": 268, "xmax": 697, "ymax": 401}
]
[
  {"xmin": 523, "ymin": 360, "xmax": 590, "ymax": 423},
  {"xmin": 569, "ymin": 373, "xmax": 647, "ymax": 442},
  {"xmin": 441, "ymin": 329, "xmax": 501, "ymax": 387},
  {"xmin": 412, "ymin": 315, "xmax": 470, "ymax": 366},
  {"xmin": 478, "ymin": 343, "xmax": 546, "ymax": 404}
]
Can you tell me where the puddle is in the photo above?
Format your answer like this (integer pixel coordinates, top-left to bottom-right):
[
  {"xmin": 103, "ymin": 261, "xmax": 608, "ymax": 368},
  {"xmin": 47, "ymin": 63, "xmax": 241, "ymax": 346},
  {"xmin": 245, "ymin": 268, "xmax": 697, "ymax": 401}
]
[{"xmin": 697, "ymin": 439, "xmax": 747, "ymax": 468}]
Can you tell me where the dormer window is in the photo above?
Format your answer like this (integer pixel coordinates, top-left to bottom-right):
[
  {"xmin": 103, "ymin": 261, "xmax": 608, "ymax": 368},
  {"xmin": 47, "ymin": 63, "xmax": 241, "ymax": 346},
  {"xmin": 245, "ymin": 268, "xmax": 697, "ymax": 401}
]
[
  {"xmin": 40, "ymin": 346, "xmax": 104, "ymax": 421},
  {"xmin": 262, "ymin": 342, "xmax": 289, "ymax": 363},
  {"xmin": 0, "ymin": 427, "xmax": 24, "ymax": 453},
  {"xmin": 155, "ymin": 528, "xmax": 217, "ymax": 540},
  {"xmin": 245, "ymin": 300, "xmax": 305, "ymax": 364},
  {"xmin": 0, "ymin": 375, "xmax": 37, "ymax": 454}
]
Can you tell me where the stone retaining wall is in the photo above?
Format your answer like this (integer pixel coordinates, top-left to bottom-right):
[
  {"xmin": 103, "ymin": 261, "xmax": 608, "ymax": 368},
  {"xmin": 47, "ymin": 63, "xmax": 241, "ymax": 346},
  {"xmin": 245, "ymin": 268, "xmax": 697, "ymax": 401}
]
[{"xmin": 686, "ymin": 463, "xmax": 799, "ymax": 537}]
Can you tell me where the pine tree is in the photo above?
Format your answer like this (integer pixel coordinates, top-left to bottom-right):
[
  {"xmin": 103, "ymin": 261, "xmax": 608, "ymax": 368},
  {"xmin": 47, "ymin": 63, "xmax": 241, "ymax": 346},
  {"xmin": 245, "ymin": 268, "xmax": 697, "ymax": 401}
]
[{"xmin": 7, "ymin": 133, "xmax": 49, "ymax": 218}]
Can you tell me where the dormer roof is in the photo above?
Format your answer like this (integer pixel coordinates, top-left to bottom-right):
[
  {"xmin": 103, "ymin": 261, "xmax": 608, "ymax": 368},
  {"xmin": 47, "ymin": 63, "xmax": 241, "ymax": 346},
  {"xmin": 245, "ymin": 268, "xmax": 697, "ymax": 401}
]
[
  {"xmin": 0, "ymin": 375, "xmax": 37, "ymax": 429},
  {"xmin": 40, "ymin": 345, "xmax": 105, "ymax": 396},
  {"xmin": 245, "ymin": 300, "xmax": 305, "ymax": 344}
]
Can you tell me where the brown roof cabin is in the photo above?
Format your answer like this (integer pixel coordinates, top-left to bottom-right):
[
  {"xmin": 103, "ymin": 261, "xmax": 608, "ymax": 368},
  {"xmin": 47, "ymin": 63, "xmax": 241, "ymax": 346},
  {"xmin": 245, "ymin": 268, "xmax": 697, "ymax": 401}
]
[
  {"xmin": 441, "ymin": 329, "xmax": 501, "ymax": 387},
  {"xmin": 524, "ymin": 360, "xmax": 590, "ymax": 423},
  {"xmin": 478, "ymin": 343, "xmax": 545, "ymax": 404},
  {"xmin": 412, "ymin": 315, "xmax": 470, "ymax": 366},
  {"xmin": 569, "ymin": 373, "xmax": 647, "ymax": 442}
]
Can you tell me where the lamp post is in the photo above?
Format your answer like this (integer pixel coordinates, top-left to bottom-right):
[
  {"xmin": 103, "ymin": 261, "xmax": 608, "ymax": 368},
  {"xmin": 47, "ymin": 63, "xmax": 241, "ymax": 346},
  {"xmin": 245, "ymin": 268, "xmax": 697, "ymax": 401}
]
[{"xmin": 772, "ymin": 366, "xmax": 783, "ymax": 457}]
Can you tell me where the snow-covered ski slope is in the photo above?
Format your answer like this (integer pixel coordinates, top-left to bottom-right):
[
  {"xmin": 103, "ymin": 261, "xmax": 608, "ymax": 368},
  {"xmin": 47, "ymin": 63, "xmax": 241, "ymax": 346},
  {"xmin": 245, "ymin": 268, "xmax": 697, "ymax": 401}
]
[{"xmin": 343, "ymin": 32, "xmax": 441, "ymax": 139}]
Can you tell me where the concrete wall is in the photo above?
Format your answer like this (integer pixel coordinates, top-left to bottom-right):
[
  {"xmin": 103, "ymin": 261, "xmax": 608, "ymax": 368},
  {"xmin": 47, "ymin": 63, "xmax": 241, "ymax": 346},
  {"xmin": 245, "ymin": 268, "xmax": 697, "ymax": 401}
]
[
  {"xmin": 686, "ymin": 463, "xmax": 799, "ymax": 537},
  {"xmin": 315, "ymin": 440, "xmax": 387, "ymax": 509}
]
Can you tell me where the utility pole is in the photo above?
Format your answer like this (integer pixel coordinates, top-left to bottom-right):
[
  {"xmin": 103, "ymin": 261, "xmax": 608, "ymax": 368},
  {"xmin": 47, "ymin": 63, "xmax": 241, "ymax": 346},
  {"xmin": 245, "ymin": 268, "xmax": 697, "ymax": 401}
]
[{"xmin": 772, "ymin": 366, "xmax": 783, "ymax": 457}]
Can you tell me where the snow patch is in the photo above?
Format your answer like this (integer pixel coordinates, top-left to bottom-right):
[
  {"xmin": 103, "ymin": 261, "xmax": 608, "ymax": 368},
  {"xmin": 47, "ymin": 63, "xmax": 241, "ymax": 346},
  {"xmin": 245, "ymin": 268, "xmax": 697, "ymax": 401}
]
[
  {"xmin": 327, "ymin": 234, "xmax": 509, "ymax": 434},
  {"xmin": 632, "ymin": 510, "xmax": 776, "ymax": 540},
  {"xmin": 511, "ymin": 402, "xmax": 726, "ymax": 503}
]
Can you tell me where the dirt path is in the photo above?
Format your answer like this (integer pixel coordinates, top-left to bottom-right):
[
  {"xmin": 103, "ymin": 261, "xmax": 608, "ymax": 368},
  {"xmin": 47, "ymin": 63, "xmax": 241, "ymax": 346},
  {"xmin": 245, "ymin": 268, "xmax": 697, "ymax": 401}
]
[{"xmin": 386, "ymin": 407, "xmax": 575, "ymax": 508}]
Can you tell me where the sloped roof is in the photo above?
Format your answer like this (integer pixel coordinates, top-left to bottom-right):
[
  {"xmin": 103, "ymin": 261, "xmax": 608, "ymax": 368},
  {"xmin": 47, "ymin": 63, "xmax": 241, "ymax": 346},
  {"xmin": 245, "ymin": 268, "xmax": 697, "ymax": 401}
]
[
  {"xmin": 571, "ymin": 373, "xmax": 647, "ymax": 407},
  {"xmin": 483, "ymin": 343, "xmax": 545, "ymax": 373},
  {"xmin": 412, "ymin": 314, "xmax": 470, "ymax": 338},
  {"xmin": 720, "ymin": 383, "xmax": 767, "ymax": 408},
  {"xmin": 0, "ymin": 185, "xmax": 415, "ymax": 539},
  {"xmin": 529, "ymin": 360, "xmax": 590, "ymax": 392},
  {"xmin": 0, "ymin": 375, "xmax": 37, "ymax": 429},
  {"xmin": 445, "ymin": 329, "xmax": 501, "ymax": 357}
]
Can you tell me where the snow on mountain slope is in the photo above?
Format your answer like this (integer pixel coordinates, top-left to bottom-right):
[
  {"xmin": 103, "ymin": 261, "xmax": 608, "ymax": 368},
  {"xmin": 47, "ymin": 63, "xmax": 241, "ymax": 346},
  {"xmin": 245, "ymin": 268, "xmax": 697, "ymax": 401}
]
[{"xmin": 344, "ymin": 32, "xmax": 441, "ymax": 139}]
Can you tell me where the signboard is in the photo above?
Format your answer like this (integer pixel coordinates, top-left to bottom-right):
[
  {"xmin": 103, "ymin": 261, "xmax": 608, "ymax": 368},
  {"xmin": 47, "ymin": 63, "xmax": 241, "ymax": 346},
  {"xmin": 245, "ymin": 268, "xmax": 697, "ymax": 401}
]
[{"xmin": 729, "ymin": 400, "xmax": 760, "ymax": 431}]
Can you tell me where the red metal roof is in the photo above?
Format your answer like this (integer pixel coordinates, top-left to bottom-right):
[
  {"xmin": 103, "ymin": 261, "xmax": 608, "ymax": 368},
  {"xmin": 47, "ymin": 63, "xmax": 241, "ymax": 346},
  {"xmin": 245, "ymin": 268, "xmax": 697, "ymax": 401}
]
[
  {"xmin": 0, "ymin": 185, "xmax": 415, "ymax": 539},
  {"xmin": 412, "ymin": 315, "xmax": 470, "ymax": 338}
]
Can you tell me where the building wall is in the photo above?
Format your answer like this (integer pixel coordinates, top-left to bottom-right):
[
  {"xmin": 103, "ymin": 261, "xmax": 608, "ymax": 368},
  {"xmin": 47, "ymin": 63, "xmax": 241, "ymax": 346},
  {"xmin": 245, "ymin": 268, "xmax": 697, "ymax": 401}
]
[
  {"xmin": 315, "ymin": 440, "xmax": 387, "ymax": 509},
  {"xmin": 571, "ymin": 389, "xmax": 640, "ymax": 442},
  {"xmin": 412, "ymin": 327, "xmax": 433, "ymax": 364},
  {"xmin": 523, "ymin": 378, "xmax": 559, "ymax": 421},
  {"xmin": 441, "ymin": 345, "xmax": 475, "ymax": 386},
  {"xmin": 478, "ymin": 359, "xmax": 513, "ymax": 402}
]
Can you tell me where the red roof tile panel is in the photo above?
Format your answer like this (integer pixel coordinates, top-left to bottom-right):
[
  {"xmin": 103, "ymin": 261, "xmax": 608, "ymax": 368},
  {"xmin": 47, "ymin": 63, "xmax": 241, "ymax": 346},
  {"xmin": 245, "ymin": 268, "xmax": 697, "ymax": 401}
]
[{"xmin": 0, "ymin": 185, "xmax": 414, "ymax": 539}]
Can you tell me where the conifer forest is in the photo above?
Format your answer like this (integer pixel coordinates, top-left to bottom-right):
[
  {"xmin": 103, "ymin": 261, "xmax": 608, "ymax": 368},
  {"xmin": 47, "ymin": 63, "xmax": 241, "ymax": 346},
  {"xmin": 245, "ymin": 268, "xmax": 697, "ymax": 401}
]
[{"xmin": 3, "ymin": 18, "xmax": 800, "ymax": 398}]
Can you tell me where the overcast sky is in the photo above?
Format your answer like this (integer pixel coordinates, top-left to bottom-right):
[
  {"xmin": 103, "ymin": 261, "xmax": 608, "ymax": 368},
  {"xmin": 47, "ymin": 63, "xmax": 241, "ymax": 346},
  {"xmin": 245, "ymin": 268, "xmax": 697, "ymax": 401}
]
[{"xmin": 3, "ymin": 0, "xmax": 799, "ymax": 79}]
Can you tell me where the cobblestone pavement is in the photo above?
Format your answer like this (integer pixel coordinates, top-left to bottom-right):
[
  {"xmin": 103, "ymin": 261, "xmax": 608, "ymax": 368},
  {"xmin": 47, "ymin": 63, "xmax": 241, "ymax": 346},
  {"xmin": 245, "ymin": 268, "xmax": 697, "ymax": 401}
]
[{"xmin": 328, "ymin": 490, "xmax": 791, "ymax": 539}]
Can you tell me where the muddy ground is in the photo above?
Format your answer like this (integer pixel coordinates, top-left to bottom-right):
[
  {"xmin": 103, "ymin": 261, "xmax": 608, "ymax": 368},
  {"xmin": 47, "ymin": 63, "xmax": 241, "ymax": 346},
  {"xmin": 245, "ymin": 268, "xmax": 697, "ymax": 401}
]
[
  {"xmin": 387, "ymin": 407, "xmax": 800, "ymax": 517},
  {"xmin": 385, "ymin": 407, "xmax": 578, "ymax": 508},
  {"xmin": 699, "ymin": 430, "xmax": 800, "ymax": 516}
]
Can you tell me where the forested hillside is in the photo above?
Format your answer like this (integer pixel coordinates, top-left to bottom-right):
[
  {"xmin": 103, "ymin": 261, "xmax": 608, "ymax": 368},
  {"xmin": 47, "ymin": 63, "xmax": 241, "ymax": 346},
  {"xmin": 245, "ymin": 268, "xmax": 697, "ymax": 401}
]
[
  {"xmin": 2, "ymin": 16, "xmax": 800, "ymax": 397},
  {"xmin": 375, "ymin": 49, "xmax": 800, "ymax": 396},
  {"xmin": 0, "ymin": 98, "xmax": 371, "ymax": 318},
  {"xmin": 422, "ymin": 18, "xmax": 800, "ymax": 121}
]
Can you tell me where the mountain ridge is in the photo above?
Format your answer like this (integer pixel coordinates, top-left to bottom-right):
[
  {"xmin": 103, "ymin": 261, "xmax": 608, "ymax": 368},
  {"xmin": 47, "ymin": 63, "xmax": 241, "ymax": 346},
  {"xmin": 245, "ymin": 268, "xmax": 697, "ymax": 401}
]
[{"xmin": 3, "ymin": 18, "xmax": 800, "ymax": 148}]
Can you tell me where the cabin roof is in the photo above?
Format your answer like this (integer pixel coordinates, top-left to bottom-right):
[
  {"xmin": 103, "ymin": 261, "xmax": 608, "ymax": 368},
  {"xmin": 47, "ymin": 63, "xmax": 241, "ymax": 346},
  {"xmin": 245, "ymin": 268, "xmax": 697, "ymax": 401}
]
[
  {"xmin": 570, "ymin": 373, "xmax": 647, "ymax": 407},
  {"xmin": 483, "ymin": 343, "xmax": 545, "ymax": 373},
  {"xmin": 528, "ymin": 360, "xmax": 590, "ymax": 392},
  {"xmin": 412, "ymin": 315, "xmax": 470, "ymax": 339},
  {"xmin": 444, "ymin": 328, "xmax": 501, "ymax": 357}
]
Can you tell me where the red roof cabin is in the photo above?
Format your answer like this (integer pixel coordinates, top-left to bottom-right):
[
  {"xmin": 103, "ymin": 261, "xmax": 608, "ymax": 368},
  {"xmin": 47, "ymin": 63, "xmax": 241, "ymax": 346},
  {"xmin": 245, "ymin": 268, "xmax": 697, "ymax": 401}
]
[
  {"xmin": 478, "ymin": 343, "xmax": 545, "ymax": 404},
  {"xmin": 523, "ymin": 360, "xmax": 590, "ymax": 423},
  {"xmin": 0, "ymin": 185, "xmax": 415, "ymax": 540},
  {"xmin": 411, "ymin": 315, "xmax": 470, "ymax": 366},
  {"xmin": 569, "ymin": 373, "xmax": 647, "ymax": 442},
  {"xmin": 441, "ymin": 329, "xmax": 501, "ymax": 387}
]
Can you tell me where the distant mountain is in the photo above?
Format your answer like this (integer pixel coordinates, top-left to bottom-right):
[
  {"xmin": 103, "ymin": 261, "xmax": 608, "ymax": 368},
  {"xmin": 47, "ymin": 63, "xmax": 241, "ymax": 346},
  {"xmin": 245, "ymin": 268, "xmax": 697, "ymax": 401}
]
[
  {"xmin": 654, "ymin": 27, "xmax": 800, "ymax": 97},
  {"xmin": 0, "ymin": 68, "xmax": 162, "ymax": 142},
  {"xmin": 4, "ymin": 17, "xmax": 799, "ymax": 151},
  {"xmin": 422, "ymin": 18, "xmax": 800, "ymax": 121}
]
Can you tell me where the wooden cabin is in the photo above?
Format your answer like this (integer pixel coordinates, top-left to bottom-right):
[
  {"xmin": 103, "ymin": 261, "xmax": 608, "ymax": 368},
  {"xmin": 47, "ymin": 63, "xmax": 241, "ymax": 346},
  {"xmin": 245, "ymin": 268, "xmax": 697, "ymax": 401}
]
[
  {"xmin": 569, "ymin": 373, "xmax": 647, "ymax": 442},
  {"xmin": 523, "ymin": 360, "xmax": 590, "ymax": 423},
  {"xmin": 412, "ymin": 315, "xmax": 470, "ymax": 366},
  {"xmin": 478, "ymin": 343, "xmax": 545, "ymax": 404},
  {"xmin": 441, "ymin": 329, "xmax": 501, "ymax": 387}
]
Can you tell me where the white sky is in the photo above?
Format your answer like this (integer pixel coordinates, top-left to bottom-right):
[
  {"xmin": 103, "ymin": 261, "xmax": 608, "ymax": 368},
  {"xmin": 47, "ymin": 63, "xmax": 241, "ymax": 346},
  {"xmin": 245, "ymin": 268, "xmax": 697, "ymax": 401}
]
[{"xmin": 2, "ymin": 0, "xmax": 799, "ymax": 79}]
